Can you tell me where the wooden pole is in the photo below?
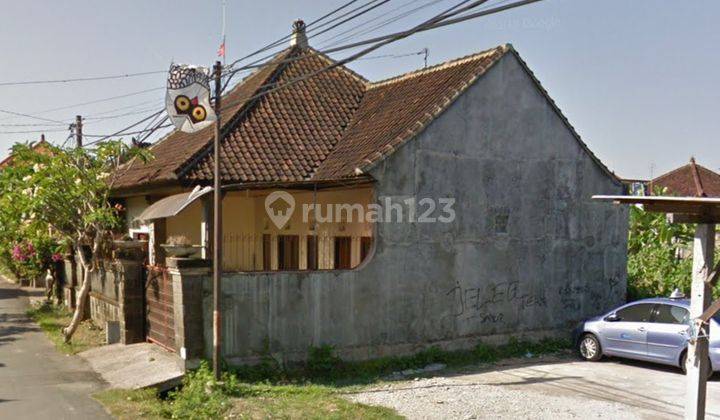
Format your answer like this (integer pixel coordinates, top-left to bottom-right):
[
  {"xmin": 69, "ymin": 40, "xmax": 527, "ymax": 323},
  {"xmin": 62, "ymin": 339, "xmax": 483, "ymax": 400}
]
[
  {"xmin": 75, "ymin": 115, "xmax": 82, "ymax": 148},
  {"xmin": 212, "ymin": 61, "xmax": 223, "ymax": 380},
  {"xmin": 685, "ymin": 223, "xmax": 715, "ymax": 420}
]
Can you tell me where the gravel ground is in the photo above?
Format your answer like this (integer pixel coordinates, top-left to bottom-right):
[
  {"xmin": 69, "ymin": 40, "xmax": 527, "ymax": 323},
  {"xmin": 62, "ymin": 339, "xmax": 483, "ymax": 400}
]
[
  {"xmin": 347, "ymin": 375, "xmax": 636, "ymax": 420},
  {"xmin": 346, "ymin": 355, "xmax": 720, "ymax": 419}
]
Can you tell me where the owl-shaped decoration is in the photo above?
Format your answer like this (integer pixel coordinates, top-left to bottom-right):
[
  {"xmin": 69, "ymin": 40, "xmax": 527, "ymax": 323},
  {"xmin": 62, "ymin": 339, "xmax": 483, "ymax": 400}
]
[{"xmin": 165, "ymin": 64, "xmax": 217, "ymax": 133}]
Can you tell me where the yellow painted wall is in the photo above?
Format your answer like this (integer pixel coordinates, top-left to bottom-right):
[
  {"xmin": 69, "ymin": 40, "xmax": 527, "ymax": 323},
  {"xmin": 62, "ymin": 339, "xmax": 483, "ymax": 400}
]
[
  {"xmin": 124, "ymin": 196, "xmax": 149, "ymax": 235},
  {"xmin": 250, "ymin": 187, "xmax": 374, "ymax": 271},
  {"xmin": 124, "ymin": 186, "xmax": 375, "ymax": 271},
  {"xmin": 166, "ymin": 200, "xmax": 202, "ymax": 244}
]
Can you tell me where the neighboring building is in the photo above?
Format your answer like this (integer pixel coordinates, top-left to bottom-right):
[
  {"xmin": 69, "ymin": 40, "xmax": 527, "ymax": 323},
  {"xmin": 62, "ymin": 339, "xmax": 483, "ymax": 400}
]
[
  {"xmin": 650, "ymin": 158, "xmax": 720, "ymax": 197},
  {"xmin": 0, "ymin": 135, "xmax": 52, "ymax": 170},
  {"xmin": 110, "ymin": 22, "xmax": 628, "ymax": 364},
  {"xmin": 621, "ymin": 158, "xmax": 720, "ymax": 198}
]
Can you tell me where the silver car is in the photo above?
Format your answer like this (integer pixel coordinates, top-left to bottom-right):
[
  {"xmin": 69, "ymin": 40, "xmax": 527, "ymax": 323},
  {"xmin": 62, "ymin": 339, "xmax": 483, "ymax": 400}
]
[{"xmin": 574, "ymin": 297, "xmax": 720, "ymax": 375}]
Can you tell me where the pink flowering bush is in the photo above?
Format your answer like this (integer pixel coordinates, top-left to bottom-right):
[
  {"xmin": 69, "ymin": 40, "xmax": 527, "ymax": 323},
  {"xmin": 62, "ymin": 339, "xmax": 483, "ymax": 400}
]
[
  {"xmin": 0, "ymin": 139, "xmax": 151, "ymax": 341},
  {"xmin": 7, "ymin": 238, "xmax": 56, "ymax": 283},
  {"xmin": 12, "ymin": 242, "xmax": 35, "ymax": 262}
]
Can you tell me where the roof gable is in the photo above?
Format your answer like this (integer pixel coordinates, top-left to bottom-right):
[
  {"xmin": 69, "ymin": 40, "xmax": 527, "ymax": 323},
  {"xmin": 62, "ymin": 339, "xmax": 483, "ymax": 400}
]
[
  {"xmin": 651, "ymin": 159, "xmax": 720, "ymax": 197},
  {"xmin": 312, "ymin": 45, "xmax": 508, "ymax": 180}
]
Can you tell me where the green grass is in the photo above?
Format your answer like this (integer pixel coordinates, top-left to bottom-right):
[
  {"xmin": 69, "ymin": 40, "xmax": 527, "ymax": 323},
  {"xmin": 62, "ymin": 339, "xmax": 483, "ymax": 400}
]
[
  {"xmin": 26, "ymin": 302, "xmax": 105, "ymax": 354},
  {"xmin": 233, "ymin": 337, "xmax": 571, "ymax": 385},
  {"xmin": 226, "ymin": 384, "xmax": 401, "ymax": 420},
  {"xmin": 94, "ymin": 389, "xmax": 166, "ymax": 420},
  {"xmin": 0, "ymin": 264, "xmax": 19, "ymax": 283},
  {"xmin": 94, "ymin": 338, "xmax": 570, "ymax": 419},
  {"xmin": 95, "ymin": 363, "xmax": 401, "ymax": 420}
]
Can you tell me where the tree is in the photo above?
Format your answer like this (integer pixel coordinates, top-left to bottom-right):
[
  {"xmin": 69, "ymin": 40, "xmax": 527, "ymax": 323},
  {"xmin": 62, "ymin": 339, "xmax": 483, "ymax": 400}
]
[
  {"xmin": 0, "ymin": 152, "xmax": 60, "ymax": 289},
  {"xmin": 627, "ymin": 190, "xmax": 696, "ymax": 300},
  {"xmin": 2, "ymin": 141, "xmax": 150, "ymax": 342}
]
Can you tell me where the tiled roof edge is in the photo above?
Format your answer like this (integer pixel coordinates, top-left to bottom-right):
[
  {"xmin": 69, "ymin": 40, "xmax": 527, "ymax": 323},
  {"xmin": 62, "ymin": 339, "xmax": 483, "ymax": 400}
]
[
  {"xmin": 369, "ymin": 44, "xmax": 510, "ymax": 88},
  {"xmin": 354, "ymin": 45, "xmax": 509, "ymax": 176},
  {"xmin": 308, "ymin": 46, "xmax": 370, "ymax": 85},
  {"xmin": 174, "ymin": 48, "xmax": 296, "ymax": 181},
  {"xmin": 114, "ymin": 126, "xmax": 179, "ymax": 182}
]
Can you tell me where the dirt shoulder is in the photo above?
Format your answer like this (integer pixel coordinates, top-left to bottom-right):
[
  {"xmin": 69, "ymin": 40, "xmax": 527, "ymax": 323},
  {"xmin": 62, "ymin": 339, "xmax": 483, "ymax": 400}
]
[{"xmin": 346, "ymin": 355, "xmax": 720, "ymax": 419}]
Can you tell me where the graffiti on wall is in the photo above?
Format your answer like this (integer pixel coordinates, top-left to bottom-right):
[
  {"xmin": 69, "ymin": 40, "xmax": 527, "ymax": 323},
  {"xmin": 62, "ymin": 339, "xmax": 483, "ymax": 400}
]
[
  {"xmin": 446, "ymin": 280, "xmax": 547, "ymax": 322},
  {"xmin": 558, "ymin": 276, "xmax": 621, "ymax": 312}
]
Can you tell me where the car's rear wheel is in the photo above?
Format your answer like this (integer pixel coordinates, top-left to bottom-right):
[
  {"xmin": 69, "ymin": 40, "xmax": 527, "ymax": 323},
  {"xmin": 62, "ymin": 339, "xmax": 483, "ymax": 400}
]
[
  {"xmin": 578, "ymin": 334, "xmax": 602, "ymax": 361},
  {"xmin": 681, "ymin": 352, "xmax": 714, "ymax": 379}
]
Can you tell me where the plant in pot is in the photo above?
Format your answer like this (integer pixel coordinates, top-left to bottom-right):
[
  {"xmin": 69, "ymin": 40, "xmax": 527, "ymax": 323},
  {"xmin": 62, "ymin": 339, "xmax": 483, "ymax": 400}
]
[{"xmin": 162, "ymin": 235, "xmax": 202, "ymax": 258}]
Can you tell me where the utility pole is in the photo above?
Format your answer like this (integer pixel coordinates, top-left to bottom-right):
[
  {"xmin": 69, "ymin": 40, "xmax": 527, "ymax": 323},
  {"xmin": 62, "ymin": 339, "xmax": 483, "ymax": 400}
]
[
  {"xmin": 212, "ymin": 60, "xmax": 223, "ymax": 380},
  {"xmin": 75, "ymin": 115, "xmax": 83, "ymax": 148},
  {"xmin": 685, "ymin": 223, "xmax": 715, "ymax": 420}
]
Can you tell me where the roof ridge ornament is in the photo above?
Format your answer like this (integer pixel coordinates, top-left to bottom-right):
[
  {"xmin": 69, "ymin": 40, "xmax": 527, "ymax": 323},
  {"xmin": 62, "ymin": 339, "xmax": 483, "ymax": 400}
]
[
  {"xmin": 689, "ymin": 156, "xmax": 707, "ymax": 197},
  {"xmin": 290, "ymin": 19, "xmax": 308, "ymax": 48}
]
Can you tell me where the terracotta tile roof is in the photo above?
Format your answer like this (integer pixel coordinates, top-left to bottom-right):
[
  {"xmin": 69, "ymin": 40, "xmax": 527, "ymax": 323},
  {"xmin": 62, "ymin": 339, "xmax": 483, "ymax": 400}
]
[
  {"xmin": 185, "ymin": 47, "xmax": 366, "ymax": 183},
  {"xmin": 650, "ymin": 158, "xmax": 720, "ymax": 197},
  {"xmin": 0, "ymin": 136, "xmax": 52, "ymax": 169},
  {"xmin": 313, "ymin": 46, "xmax": 507, "ymax": 180},
  {"xmin": 113, "ymin": 43, "xmax": 619, "ymax": 192},
  {"xmin": 113, "ymin": 49, "xmax": 293, "ymax": 189}
]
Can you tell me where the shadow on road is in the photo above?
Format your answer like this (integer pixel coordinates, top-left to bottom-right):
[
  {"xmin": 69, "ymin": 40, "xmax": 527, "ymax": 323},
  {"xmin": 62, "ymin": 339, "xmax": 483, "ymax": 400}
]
[{"xmin": 0, "ymin": 285, "xmax": 25, "ymax": 301}]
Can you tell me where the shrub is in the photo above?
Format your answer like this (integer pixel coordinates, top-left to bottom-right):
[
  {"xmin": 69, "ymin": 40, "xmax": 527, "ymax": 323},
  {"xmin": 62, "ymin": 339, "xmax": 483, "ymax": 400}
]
[
  {"xmin": 626, "ymin": 200, "xmax": 701, "ymax": 300},
  {"xmin": 167, "ymin": 361, "xmax": 243, "ymax": 419},
  {"xmin": 306, "ymin": 344, "xmax": 342, "ymax": 379}
]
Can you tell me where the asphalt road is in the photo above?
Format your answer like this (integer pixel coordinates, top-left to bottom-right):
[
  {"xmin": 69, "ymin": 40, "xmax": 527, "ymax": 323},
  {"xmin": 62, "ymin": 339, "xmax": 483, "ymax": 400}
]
[
  {"xmin": 0, "ymin": 278, "xmax": 109, "ymax": 419},
  {"xmin": 350, "ymin": 354, "xmax": 720, "ymax": 419}
]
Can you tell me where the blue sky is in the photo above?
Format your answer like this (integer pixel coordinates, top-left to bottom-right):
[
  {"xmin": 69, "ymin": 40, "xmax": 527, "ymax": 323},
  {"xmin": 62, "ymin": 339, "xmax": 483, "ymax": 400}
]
[{"xmin": 0, "ymin": 0, "xmax": 717, "ymax": 179}]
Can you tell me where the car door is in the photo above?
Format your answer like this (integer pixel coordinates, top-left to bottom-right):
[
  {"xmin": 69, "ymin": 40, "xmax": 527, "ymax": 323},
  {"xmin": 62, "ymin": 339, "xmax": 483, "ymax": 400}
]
[
  {"xmin": 646, "ymin": 303, "xmax": 690, "ymax": 365},
  {"xmin": 601, "ymin": 303, "xmax": 654, "ymax": 359}
]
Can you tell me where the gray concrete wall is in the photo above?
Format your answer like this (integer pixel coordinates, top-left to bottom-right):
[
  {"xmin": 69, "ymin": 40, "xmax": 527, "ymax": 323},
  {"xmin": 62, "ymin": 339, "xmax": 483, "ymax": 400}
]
[
  {"xmin": 61, "ymin": 257, "xmax": 142, "ymax": 332},
  {"xmin": 203, "ymin": 52, "xmax": 628, "ymax": 364},
  {"xmin": 91, "ymin": 260, "xmax": 121, "ymax": 303}
]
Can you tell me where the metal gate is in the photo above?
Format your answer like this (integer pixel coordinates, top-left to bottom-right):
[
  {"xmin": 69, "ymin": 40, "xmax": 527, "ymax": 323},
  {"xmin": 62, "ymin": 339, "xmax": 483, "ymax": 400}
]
[{"xmin": 145, "ymin": 266, "xmax": 175, "ymax": 351}]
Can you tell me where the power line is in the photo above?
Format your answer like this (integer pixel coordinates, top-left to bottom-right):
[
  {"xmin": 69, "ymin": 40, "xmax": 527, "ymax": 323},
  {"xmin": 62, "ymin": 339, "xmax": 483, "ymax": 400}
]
[
  {"xmin": 15, "ymin": 0, "xmax": 538, "ymax": 148},
  {"xmin": 0, "ymin": 128, "xmax": 68, "ymax": 134},
  {"xmin": 136, "ymin": 116, "xmax": 170, "ymax": 144},
  {"xmin": 219, "ymin": 0, "xmax": 540, "ymax": 113},
  {"xmin": 83, "ymin": 109, "xmax": 165, "ymax": 143},
  {"xmin": 226, "ymin": 0, "xmax": 533, "ymax": 80},
  {"xmin": 82, "ymin": 124, "xmax": 173, "ymax": 145},
  {"xmin": 0, "ymin": 87, "xmax": 165, "ymax": 125},
  {"xmin": 0, "ymin": 108, "xmax": 69, "ymax": 125},
  {"xmin": 222, "ymin": 0, "xmax": 390, "ymax": 90},
  {"xmin": 0, "ymin": 70, "xmax": 166, "ymax": 87},
  {"xmin": 84, "ymin": 98, "xmax": 163, "ymax": 118},
  {"xmin": 83, "ymin": 106, "xmax": 164, "ymax": 122},
  {"xmin": 223, "ymin": 0, "xmax": 369, "ymax": 72},
  {"xmin": 0, "ymin": 122, "xmax": 67, "ymax": 127},
  {"xmin": 320, "ymin": 0, "xmax": 448, "ymax": 48},
  {"xmin": 35, "ymin": 86, "xmax": 165, "ymax": 115},
  {"xmin": 331, "ymin": 0, "xmax": 543, "ymax": 50},
  {"xmin": 356, "ymin": 49, "xmax": 428, "ymax": 61},
  {"xmin": 88, "ymin": 1, "xmax": 386, "ymax": 144},
  {"xmin": 305, "ymin": 0, "xmax": 392, "ymax": 41}
]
